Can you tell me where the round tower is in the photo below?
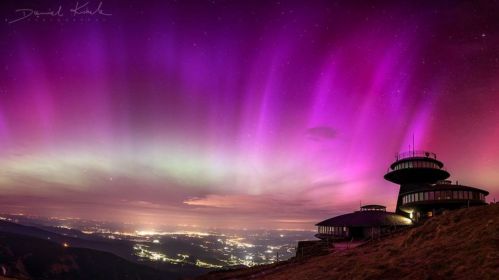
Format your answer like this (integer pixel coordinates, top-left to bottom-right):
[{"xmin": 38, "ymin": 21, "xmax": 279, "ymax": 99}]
[
  {"xmin": 384, "ymin": 150, "xmax": 450, "ymax": 218},
  {"xmin": 384, "ymin": 151, "xmax": 450, "ymax": 184},
  {"xmin": 384, "ymin": 150, "xmax": 488, "ymax": 221}
]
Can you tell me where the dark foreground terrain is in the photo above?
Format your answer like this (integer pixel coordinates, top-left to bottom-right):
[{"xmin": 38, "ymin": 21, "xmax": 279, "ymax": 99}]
[
  {"xmin": 199, "ymin": 204, "xmax": 499, "ymax": 280},
  {"xmin": 0, "ymin": 232, "xmax": 175, "ymax": 280}
]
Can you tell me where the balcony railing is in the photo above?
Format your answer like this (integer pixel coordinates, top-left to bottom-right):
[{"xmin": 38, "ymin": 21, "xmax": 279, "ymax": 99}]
[{"xmin": 396, "ymin": 150, "xmax": 437, "ymax": 161}]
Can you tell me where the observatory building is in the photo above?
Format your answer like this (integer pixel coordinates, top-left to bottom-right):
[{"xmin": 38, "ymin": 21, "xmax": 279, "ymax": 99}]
[
  {"xmin": 384, "ymin": 150, "xmax": 489, "ymax": 221},
  {"xmin": 316, "ymin": 150, "xmax": 489, "ymax": 240},
  {"xmin": 316, "ymin": 205, "xmax": 411, "ymax": 240}
]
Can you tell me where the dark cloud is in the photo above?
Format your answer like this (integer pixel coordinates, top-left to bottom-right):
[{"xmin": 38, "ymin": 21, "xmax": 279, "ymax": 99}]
[{"xmin": 306, "ymin": 126, "xmax": 336, "ymax": 141}]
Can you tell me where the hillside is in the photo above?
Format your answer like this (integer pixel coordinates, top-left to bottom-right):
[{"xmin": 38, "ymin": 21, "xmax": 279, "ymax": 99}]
[
  {"xmin": 0, "ymin": 219, "xmax": 208, "ymax": 278},
  {"xmin": 0, "ymin": 232, "xmax": 176, "ymax": 280},
  {"xmin": 0, "ymin": 219, "xmax": 140, "ymax": 265},
  {"xmin": 199, "ymin": 204, "xmax": 499, "ymax": 280}
]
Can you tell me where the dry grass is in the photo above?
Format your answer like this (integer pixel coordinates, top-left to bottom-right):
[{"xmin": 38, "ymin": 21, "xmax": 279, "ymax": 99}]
[{"xmin": 198, "ymin": 204, "xmax": 499, "ymax": 280}]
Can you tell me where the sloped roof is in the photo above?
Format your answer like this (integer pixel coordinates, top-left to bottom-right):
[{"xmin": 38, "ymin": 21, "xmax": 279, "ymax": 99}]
[{"xmin": 316, "ymin": 211, "xmax": 412, "ymax": 227}]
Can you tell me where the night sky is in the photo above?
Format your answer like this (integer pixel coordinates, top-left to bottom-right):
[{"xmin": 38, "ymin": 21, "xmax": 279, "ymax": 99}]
[{"xmin": 0, "ymin": 0, "xmax": 498, "ymax": 230}]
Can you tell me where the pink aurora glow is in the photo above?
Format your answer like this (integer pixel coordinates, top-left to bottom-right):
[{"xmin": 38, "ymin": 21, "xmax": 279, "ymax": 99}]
[{"xmin": 0, "ymin": 1, "xmax": 498, "ymax": 229}]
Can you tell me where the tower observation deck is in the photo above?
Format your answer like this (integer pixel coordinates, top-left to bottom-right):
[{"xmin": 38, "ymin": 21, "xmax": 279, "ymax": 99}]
[{"xmin": 384, "ymin": 150, "xmax": 450, "ymax": 184}]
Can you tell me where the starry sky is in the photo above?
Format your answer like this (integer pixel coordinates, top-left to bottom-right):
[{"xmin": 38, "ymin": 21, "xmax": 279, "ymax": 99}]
[{"xmin": 0, "ymin": 0, "xmax": 498, "ymax": 230}]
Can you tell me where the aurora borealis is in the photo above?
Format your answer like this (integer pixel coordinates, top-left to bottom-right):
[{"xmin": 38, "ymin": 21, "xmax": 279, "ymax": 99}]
[{"xmin": 0, "ymin": 0, "xmax": 498, "ymax": 230}]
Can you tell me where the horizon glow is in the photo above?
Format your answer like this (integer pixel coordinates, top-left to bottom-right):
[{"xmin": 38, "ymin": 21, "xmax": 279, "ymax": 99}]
[{"xmin": 0, "ymin": 0, "xmax": 498, "ymax": 230}]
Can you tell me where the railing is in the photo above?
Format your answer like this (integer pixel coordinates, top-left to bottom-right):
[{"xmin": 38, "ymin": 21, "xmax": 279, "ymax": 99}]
[
  {"xmin": 396, "ymin": 150, "xmax": 437, "ymax": 161},
  {"xmin": 388, "ymin": 161, "xmax": 446, "ymax": 172}
]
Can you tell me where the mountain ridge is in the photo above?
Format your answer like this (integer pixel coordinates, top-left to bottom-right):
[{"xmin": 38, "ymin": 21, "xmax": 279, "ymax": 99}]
[{"xmin": 0, "ymin": 231, "xmax": 177, "ymax": 279}]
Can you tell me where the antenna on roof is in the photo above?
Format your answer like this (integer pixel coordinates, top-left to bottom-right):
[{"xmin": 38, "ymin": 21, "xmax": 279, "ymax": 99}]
[{"xmin": 412, "ymin": 133, "xmax": 415, "ymax": 156}]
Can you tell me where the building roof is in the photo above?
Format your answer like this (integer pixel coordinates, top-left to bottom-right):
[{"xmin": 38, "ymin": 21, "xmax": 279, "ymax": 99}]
[
  {"xmin": 360, "ymin": 204, "xmax": 386, "ymax": 210},
  {"xmin": 316, "ymin": 211, "xmax": 412, "ymax": 227}
]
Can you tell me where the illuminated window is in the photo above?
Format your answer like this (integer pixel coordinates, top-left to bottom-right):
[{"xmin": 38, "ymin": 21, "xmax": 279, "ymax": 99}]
[
  {"xmin": 424, "ymin": 192, "xmax": 429, "ymax": 200},
  {"xmin": 427, "ymin": 211, "xmax": 433, "ymax": 217},
  {"xmin": 419, "ymin": 192, "xmax": 424, "ymax": 201}
]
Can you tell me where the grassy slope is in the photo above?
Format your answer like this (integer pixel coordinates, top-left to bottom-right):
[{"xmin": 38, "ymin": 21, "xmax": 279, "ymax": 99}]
[{"xmin": 199, "ymin": 204, "xmax": 499, "ymax": 280}]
